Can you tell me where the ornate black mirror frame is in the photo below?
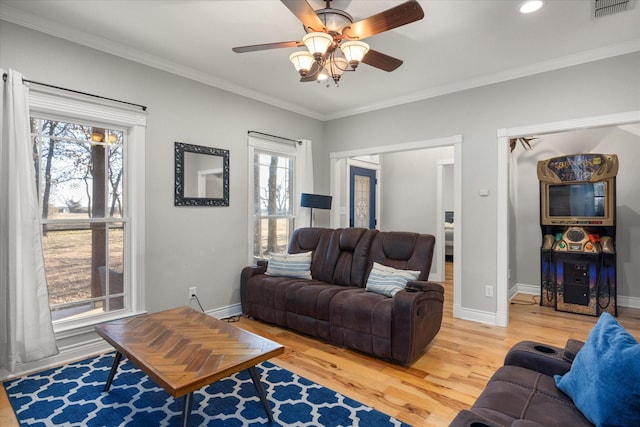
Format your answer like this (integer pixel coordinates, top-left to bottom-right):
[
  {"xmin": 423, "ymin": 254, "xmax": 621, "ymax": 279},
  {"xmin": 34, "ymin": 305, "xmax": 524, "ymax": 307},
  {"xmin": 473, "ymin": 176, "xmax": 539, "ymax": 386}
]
[{"xmin": 174, "ymin": 142, "xmax": 229, "ymax": 206}]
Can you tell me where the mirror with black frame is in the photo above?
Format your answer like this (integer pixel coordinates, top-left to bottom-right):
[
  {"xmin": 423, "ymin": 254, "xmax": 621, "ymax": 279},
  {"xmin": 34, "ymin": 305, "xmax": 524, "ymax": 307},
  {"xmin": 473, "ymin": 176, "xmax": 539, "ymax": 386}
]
[{"xmin": 174, "ymin": 142, "xmax": 229, "ymax": 206}]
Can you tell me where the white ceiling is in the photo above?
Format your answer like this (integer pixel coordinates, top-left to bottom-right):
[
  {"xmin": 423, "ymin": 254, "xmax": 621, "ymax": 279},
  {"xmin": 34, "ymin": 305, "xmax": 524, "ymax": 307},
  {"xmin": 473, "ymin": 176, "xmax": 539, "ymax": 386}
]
[{"xmin": 1, "ymin": 0, "xmax": 639, "ymax": 120}]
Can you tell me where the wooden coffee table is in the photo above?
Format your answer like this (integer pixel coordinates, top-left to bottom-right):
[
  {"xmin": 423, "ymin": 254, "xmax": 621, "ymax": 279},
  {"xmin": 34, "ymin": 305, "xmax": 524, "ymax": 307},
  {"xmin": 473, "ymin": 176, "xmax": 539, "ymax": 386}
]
[{"xmin": 95, "ymin": 306, "xmax": 284, "ymax": 426}]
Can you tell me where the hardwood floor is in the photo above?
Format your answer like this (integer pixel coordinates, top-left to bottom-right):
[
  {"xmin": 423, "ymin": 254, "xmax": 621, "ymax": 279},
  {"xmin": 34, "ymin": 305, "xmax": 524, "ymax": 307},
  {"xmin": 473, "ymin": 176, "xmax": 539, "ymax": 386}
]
[{"xmin": 2, "ymin": 262, "xmax": 639, "ymax": 426}]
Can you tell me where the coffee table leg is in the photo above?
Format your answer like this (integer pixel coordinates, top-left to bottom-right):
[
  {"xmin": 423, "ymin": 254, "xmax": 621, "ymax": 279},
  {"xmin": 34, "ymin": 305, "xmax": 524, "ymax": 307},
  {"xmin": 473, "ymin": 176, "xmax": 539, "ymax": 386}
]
[
  {"xmin": 104, "ymin": 351, "xmax": 123, "ymax": 392},
  {"xmin": 181, "ymin": 392, "xmax": 194, "ymax": 427},
  {"xmin": 248, "ymin": 366, "xmax": 274, "ymax": 422}
]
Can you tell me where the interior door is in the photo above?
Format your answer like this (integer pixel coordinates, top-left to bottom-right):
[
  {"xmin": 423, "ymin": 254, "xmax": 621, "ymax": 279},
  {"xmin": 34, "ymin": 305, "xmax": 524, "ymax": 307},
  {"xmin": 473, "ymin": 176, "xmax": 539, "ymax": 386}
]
[{"xmin": 349, "ymin": 166, "xmax": 377, "ymax": 229}]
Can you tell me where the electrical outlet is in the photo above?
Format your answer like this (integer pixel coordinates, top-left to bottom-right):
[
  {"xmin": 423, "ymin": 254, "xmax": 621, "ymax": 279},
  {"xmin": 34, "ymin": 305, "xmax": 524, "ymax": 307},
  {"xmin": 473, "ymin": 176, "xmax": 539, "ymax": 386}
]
[
  {"xmin": 189, "ymin": 286, "xmax": 197, "ymax": 299},
  {"xmin": 485, "ymin": 285, "xmax": 494, "ymax": 298}
]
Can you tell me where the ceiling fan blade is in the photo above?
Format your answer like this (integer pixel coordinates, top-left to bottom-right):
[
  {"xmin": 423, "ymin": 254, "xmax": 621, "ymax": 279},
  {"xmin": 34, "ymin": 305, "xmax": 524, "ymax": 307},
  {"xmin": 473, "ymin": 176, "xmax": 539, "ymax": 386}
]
[
  {"xmin": 232, "ymin": 41, "xmax": 303, "ymax": 53},
  {"xmin": 281, "ymin": 0, "xmax": 326, "ymax": 32},
  {"xmin": 361, "ymin": 49, "xmax": 403, "ymax": 72},
  {"xmin": 343, "ymin": 0, "xmax": 424, "ymax": 40}
]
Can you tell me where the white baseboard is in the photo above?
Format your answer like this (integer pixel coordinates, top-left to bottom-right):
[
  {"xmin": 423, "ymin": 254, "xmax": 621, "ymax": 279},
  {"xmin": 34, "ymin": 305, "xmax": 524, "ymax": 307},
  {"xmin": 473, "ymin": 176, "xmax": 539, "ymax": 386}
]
[
  {"xmin": 1, "ymin": 303, "xmax": 245, "ymax": 382},
  {"xmin": 453, "ymin": 304, "xmax": 497, "ymax": 326},
  {"xmin": 1, "ymin": 338, "xmax": 111, "ymax": 381},
  {"xmin": 206, "ymin": 303, "xmax": 243, "ymax": 319},
  {"xmin": 511, "ymin": 283, "xmax": 640, "ymax": 309}
]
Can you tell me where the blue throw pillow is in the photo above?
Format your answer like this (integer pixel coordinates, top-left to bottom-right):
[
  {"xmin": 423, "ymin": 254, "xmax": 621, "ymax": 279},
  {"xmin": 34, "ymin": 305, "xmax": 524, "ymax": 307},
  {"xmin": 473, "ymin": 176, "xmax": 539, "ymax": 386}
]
[{"xmin": 554, "ymin": 312, "xmax": 640, "ymax": 427}]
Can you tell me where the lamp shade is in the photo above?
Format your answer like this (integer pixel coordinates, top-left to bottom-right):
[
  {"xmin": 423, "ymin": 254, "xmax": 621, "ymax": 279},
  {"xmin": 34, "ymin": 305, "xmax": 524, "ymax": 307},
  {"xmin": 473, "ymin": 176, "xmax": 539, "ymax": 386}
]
[
  {"xmin": 340, "ymin": 41, "xmax": 369, "ymax": 67},
  {"xmin": 300, "ymin": 193, "xmax": 332, "ymax": 210},
  {"xmin": 326, "ymin": 57, "xmax": 349, "ymax": 82},
  {"xmin": 302, "ymin": 32, "xmax": 333, "ymax": 58},
  {"xmin": 289, "ymin": 51, "xmax": 315, "ymax": 76}
]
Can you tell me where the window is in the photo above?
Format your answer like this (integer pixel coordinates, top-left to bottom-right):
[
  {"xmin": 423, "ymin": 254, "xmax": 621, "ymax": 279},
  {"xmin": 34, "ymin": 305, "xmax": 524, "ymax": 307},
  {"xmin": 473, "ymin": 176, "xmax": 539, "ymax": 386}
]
[
  {"xmin": 248, "ymin": 138, "xmax": 296, "ymax": 263},
  {"xmin": 29, "ymin": 90, "xmax": 146, "ymax": 329},
  {"xmin": 32, "ymin": 118, "xmax": 125, "ymax": 321}
]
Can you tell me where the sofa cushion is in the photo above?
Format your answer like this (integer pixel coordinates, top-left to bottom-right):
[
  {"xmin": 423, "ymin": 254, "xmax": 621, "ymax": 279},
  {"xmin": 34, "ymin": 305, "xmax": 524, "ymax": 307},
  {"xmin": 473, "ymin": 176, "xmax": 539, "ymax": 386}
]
[
  {"xmin": 554, "ymin": 312, "xmax": 640, "ymax": 427},
  {"xmin": 472, "ymin": 365, "xmax": 592, "ymax": 427},
  {"xmin": 365, "ymin": 262, "xmax": 420, "ymax": 297},
  {"xmin": 265, "ymin": 252, "xmax": 312, "ymax": 279},
  {"xmin": 368, "ymin": 232, "xmax": 435, "ymax": 281},
  {"xmin": 329, "ymin": 289, "xmax": 394, "ymax": 359}
]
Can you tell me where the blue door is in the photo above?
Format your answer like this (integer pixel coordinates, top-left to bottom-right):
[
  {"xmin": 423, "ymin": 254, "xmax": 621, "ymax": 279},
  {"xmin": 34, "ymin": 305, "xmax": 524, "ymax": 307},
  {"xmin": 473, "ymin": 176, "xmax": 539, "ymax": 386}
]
[{"xmin": 349, "ymin": 166, "xmax": 377, "ymax": 229}]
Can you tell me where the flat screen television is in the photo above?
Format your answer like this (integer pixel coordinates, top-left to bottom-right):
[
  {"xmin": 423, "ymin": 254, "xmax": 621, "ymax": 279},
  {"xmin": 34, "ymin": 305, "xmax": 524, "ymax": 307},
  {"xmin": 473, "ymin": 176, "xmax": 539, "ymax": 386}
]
[{"xmin": 541, "ymin": 178, "xmax": 614, "ymax": 226}]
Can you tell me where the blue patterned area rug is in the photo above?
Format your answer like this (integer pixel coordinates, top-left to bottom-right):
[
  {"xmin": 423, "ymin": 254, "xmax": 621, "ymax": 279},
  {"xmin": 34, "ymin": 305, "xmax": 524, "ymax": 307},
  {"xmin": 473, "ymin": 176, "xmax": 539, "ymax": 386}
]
[{"xmin": 4, "ymin": 352, "xmax": 410, "ymax": 426}]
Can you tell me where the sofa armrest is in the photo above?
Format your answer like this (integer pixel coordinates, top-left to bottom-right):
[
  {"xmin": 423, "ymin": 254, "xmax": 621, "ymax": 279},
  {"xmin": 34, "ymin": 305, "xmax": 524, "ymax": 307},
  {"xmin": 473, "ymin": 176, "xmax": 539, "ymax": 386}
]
[
  {"xmin": 503, "ymin": 340, "xmax": 573, "ymax": 377},
  {"xmin": 405, "ymin": 280, "xmax": 443, "ymax": 293},
  {"xmin": 448, "ymin": 409, "xmax": 503, "ymax": 427},
  {"xmin": 562, "ymin": 338, "xmax": 584, "ymax": 363},
  {"xmin": 391, "ymin": 281, "xmax": 444, "ymax": 364},
  {"xmin": 240, "ymin": 264, "xmax": 268, "ymax": 314}
]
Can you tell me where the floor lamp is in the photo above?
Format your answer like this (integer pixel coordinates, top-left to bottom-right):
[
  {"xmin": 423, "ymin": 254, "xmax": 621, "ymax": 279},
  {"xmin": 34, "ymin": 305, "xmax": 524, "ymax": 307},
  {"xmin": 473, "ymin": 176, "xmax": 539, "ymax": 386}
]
[{"xmin": 300, "ymin": 193, "xmax": 332, "ymax": 227}]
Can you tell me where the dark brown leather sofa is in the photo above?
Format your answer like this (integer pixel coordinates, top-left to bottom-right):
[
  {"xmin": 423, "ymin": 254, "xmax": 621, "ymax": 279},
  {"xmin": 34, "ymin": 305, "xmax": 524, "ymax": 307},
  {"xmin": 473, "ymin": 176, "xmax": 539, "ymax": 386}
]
[
  {"xmin": 241, "ymin": 227, "xmax": 445, "ymax": 365},
  {"xmin": 449, "ymin": 340, "xmax": 592, "ymax": 427}
]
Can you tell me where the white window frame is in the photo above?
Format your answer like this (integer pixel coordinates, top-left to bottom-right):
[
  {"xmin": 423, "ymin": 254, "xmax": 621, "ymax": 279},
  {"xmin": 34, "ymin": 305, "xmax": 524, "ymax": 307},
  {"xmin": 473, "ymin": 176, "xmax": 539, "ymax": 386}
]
[
  {"xmin": 247, "ymin": 136, "xmax": 297, "ymax": 264},
  {"xmin": 29, "ymin": 90, "xmax": 147, "ymax": 336}
]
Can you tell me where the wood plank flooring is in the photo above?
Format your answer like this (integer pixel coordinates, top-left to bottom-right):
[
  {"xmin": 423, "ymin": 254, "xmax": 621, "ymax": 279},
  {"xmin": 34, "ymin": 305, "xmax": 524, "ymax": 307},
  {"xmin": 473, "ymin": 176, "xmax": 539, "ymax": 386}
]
[{"xmin": 2, "ymin": 262, "xmax": 639, "ymax": 426}]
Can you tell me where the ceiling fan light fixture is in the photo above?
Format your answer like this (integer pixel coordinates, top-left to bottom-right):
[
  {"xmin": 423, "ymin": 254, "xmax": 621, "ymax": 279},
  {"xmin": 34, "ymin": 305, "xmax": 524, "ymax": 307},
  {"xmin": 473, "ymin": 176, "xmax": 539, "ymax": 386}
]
[
  {"xmin": 340, "ymin": 40, "xmax": 369, "ymax": 69},
  {"xmin": 326, "ymin": 56, "xmax": 349, "ymax": 85},
  {"xmin": 302, "ymin": 32, "xmax": 333, "ymax": 60},
  {"xmin": 289, "ymin": 51, "xmax": 315, "ymax": 76}
]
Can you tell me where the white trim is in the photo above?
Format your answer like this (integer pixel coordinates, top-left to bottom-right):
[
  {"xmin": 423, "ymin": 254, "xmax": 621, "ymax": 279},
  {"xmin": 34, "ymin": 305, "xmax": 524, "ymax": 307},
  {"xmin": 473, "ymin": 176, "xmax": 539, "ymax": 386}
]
[
  {"xmin": 28, "ymin": 91, "xmax": 147, "ymax": 334},
  {"xmin": 0, "ymin": 304, "xmax": 243, "ymax": 381},
  {"xmin": 204, "ymin": 303, "xmax": 243, "ymax": 320},
  {"xmin": 331, "ymin": 136, "xmax": 458, "ymax": 159},
  {"xmin": 497, "ymin": 110, "xmax": 640, "ymax": 327},
  {"xmin": 0, "ymin": 337, "xmax": 111, "ymax": 381},
  {"xmin": 453, "ymin": 306, "xmax": 497, "ymax": 326}
]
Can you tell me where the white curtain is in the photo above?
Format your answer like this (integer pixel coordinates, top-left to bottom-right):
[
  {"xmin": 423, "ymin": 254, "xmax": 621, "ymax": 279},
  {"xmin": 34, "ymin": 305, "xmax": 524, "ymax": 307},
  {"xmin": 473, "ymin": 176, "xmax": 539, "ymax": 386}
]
[
  {"xmin": 0, "ymin": 69, "xmax": 58, "ymax": 374},
  {"xmin": 295, "ymin": 139, "xmax": 314, "ymax": 228}
]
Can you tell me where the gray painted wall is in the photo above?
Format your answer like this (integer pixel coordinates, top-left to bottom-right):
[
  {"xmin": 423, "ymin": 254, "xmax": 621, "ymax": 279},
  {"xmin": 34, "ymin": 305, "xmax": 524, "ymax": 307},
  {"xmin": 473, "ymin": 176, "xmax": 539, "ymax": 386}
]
[
  {"xmin": 324, "ymin": 52, "xmax": 640, "ymax": 313},
  {"xmin": 0, "ymin": 22, "xmax": 325, "ymax": 320},
  {"xmin": 2, "ymin": 20, "xmax": 639, "ymax": 325},
  {"xmin": 513, "ymin": 126, "xmax": 640, "ymax": 299}
]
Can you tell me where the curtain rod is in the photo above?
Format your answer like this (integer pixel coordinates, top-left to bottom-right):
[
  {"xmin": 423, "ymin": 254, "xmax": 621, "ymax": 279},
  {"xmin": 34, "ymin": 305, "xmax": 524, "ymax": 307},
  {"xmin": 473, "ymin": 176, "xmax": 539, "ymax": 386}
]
[
  {"xmin": 248, "ymin": 130, "xmax": 302, "ymax": 145},
  {"xmin": 2, "ymin": 73, "xmax": 147, "ymax": 112}
]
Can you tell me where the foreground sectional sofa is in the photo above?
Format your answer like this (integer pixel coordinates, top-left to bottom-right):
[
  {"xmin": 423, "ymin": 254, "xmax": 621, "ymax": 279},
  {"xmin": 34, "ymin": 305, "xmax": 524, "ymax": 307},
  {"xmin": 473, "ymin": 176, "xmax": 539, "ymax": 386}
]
[
  {"xmin": 450, "ymin": 313, "xmax": 640, "ymax": 427},
  {"xmin": 240, "ymin": 227, "xmax": 445, "ymax": 365}
]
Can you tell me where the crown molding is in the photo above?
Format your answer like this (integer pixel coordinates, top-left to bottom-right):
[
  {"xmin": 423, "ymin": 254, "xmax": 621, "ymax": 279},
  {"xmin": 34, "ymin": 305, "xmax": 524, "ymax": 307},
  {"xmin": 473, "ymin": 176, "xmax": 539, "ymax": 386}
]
[
  {"xmin": 2, "ymin": 3, "xmax": 639, "ymax": 123},
  {"xmin": 324, "ymin": 38, "xmax": 640, "ymax": 121},
  {"xmin": 0, "ymin": 3, "xmax": 325, "ymax": 121}
]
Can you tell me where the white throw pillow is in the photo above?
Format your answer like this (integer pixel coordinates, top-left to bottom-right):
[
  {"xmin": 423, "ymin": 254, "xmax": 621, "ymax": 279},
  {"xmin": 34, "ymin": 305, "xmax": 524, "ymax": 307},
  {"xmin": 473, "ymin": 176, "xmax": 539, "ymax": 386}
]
[
  {"xmin": 366, "ymin": 262, "xmax": 420, "ymax": 297},
  {"xmin": 265, "ymin": 252, "xmax": 312, "ymax": 279}
]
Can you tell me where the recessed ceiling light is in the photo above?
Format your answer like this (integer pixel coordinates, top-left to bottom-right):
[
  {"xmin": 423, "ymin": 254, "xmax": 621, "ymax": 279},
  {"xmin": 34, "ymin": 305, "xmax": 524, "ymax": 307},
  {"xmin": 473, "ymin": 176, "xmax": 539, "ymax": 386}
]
[{"xmin": 520, "ymin": 0, "xmax": 545, "ymax": 14}]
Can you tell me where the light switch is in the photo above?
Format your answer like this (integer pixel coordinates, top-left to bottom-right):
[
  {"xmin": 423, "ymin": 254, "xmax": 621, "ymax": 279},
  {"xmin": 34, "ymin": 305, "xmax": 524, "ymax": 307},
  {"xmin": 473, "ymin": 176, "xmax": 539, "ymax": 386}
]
[{"xmin": 479, "ymin": 189, "xmax": 490, "ymax": 197}]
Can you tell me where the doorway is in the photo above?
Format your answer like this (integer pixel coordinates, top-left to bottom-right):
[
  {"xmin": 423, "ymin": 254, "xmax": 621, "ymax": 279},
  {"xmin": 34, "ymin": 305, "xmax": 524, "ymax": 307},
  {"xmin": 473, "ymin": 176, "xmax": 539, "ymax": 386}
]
[
  {"xmin": 496, "ymin": 110, "xmax": 640, "ymax": 327},
  {"xmin": 330, "ymin": 135, "xmax": 462, "ymax": 308}
]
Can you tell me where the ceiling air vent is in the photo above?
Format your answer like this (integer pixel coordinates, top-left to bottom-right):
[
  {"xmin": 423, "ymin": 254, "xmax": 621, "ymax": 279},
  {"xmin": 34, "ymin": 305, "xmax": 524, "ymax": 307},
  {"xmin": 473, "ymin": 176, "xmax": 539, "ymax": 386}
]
[{"xmin": 594, "ymin": 0, "xmax": 630, "ymax": 17}]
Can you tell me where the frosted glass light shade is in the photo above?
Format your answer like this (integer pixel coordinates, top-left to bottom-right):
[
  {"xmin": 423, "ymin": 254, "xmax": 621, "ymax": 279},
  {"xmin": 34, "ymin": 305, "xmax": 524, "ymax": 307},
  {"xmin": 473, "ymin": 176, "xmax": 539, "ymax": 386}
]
[
  {"xmin": 302, "ymin": 32, "xmax": 333, "ymax": 57},
  {"xmin": 341, "ymin": 41, "xmax": 369, "ymax": 66},
  {"xmin": 289, "ymin": 51, "xmax": 315, "ymax": 75},
  {"xmin": 326, "ymin": 57, "xmax": 349, "ymax": 79}
]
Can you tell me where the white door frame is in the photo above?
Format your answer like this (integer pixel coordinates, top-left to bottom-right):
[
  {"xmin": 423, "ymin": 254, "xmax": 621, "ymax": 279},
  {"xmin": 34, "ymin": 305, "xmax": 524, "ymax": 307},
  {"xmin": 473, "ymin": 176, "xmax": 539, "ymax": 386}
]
[
  {"xmin": 330, "ymin": 135, "xmax": 462, "ymax": 310},
  {"xmin": 435, "ymin": 159, "xmax": 454, "ymax": 283},
  {"xmin": 496, "ymin": 110, "xmax": 640, "ymax": 327}
]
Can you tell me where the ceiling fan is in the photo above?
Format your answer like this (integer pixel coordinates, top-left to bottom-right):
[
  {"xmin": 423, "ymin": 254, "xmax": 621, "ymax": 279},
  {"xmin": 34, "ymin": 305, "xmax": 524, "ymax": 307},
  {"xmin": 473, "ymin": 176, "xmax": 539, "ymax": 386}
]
[{"xmin": 232, "ymin": 0, "xmax": 425, "ymax": 86}]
